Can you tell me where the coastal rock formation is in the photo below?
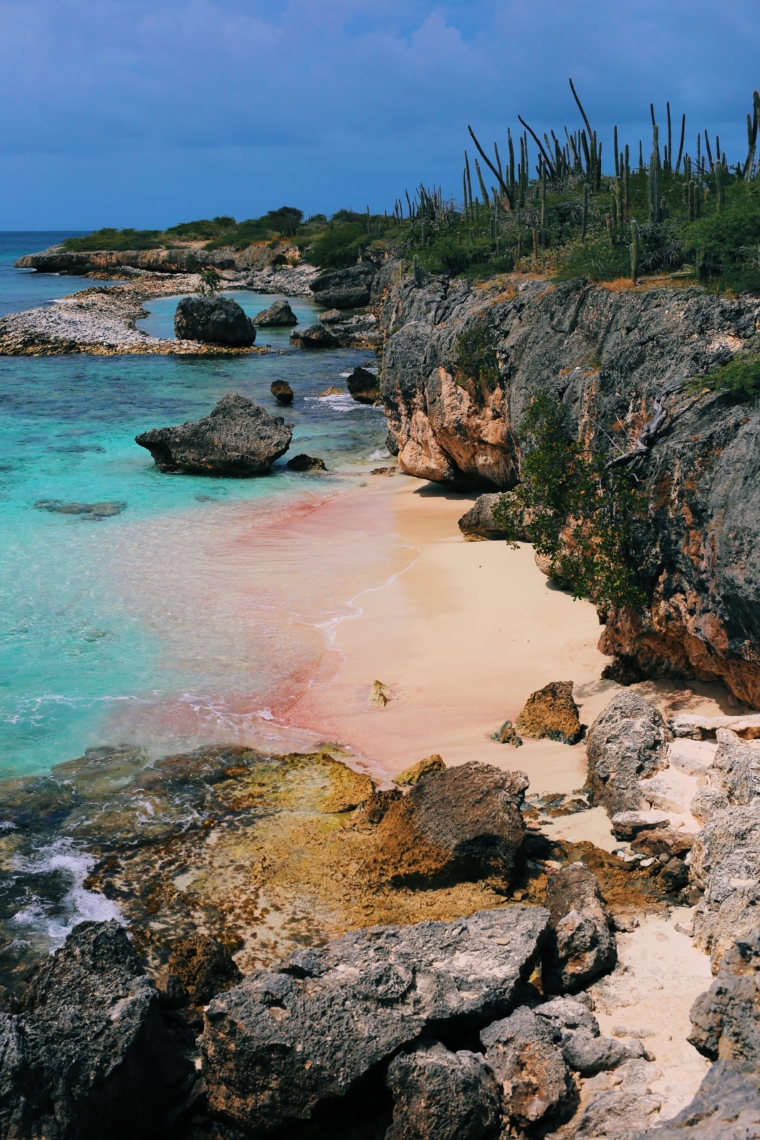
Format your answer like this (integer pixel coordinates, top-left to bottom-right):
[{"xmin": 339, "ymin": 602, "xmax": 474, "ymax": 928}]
[
  {"xmin": 270, "ymin": 379, "xmax": 294, "ymax": 405},
  {"xmin": 515, "ymin": 681, "xmax": 584, "ymax": 745},
  {"xmin": 252, "ymin": 298, "xmax": 297, "ymax": 326},
  {"xmin": 318, "ymin": 307, "xmax": 343, "ymax": 323},
  {"xmin": 585, "ymin": 692, "xmax": 670, "ymax": 814},
  {"xmin": 690, "ymin": 802, "xmax": 760, "ymax": 968},
  {"xmin": 457, "ymin": 493, "xmax": 510, "ymax": 539},
  {"xmin": 135, "ymin": 393, "xmax": 292, "ymax": 475},
  {"xmin": 392, "ymin": 754, "xmax": 445, "ymax": 786},
  {"xmin": 310, "ymin": 263, "xmax": 376, "ymax": 309},
  {"xmin": 291, "ymin": 322, "xmax": 339, "ymax": 347},
  {"xmin": 542, "ymin": 864, "xmax": 617, "ymax": 994},
  {"xmin": 201, "ymin": 906, "xmax": 549, "ymax": 1135},
  {"xmin": 166, "ymin": 934, "xmax": 242, "ymax": 1008},
  {"xmin": 385, "ymin": 1041, "xmax": 501, "ymax": 1140},
  {"xmin": 689, "ymin": 925, "xmax": 760, "ymax": 1063},
  {"xmin": 481, "ymin": 1006, "xmax": 574, "ymax": 1130},
  {"xmin": 346, "ymin": 365, "xmax": 380, "ymax": 404},
  {"xmin": 286, "ymin": 453, "xmax": 327, "ymax": 471},
  {"xmin": 0, "ymin": 921, "xmax": 192, "ymax": 1139},
  {"xmin": 638, "ymin": 1060, "xmax": 760, "ymax": 1139},
  {"xmin": 173, "ymin": 295, "xmax": 256, "ymax": 346}
]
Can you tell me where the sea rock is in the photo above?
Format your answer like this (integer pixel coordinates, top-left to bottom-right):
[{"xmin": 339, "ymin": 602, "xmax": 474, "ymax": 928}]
[
  {"xmin": 585, "ymin": 692, "xmax": 670, "ymax": 815},
  {"xmin": 346, "ymin": 365, "xmax": 380, "ymax": 404},
  {"xmin": 309, "ymin": 263, "xmax": 376, "ymax": 309},
  {"xmin": 457, "ymin": 493, "xmax": 510, "ymax": 540},
  {"xmin": 318, "ymin": 308, "xmax": 343, "ymax": 323},
  {"xmin": 286, "ymin": 454, "xmax": 327, "ymax": 472},
  {"xmin": 201, "ymin": 906, "xmax": 549, "ymax": 1135},
  {"xmin": 0, "ymin": 921, "xmax": 192, "ymax": 1140},
  {"xmin": 35, "ymin": 499, "xmax": 126, "ymax": 519},
  {"xmin": 636, "ymin": 1060, "xmax": 760, "ymax": 1139},
  {"xmin": 480, "ymin": 1006, "xmax": 573, "ymax": 1129},
  {"xmin": 292, "ymin": 322, "xmax": 339, "ymax": 347},
  {"xmin": 166, "ymin": 933, "xmax": 242, "ymax": 1007},
  {"xmin": 493, "ymin": 719, "xmax": 522, "ymax": 746},
  {"xmin": 691, "ymin": 786, "xmax": 730, "ymax": 823},
  {"xmin": 270, "ymin": 379, "xmax": 294, "ymax": 405},
  {"xmin": 371, "ymin": 761, "xmax": 528, "ymax": 887},
  {"xmin": 174, "ymin": 294, "xmax": 256, "ymax": 346},
  {"xmin": 252, "ymin": 298, "xmax": 297, "ymax": 326},
  {"xmin": 392, "ymin": 754, "xmax": 445, "ymax": 786},
  {"xmin": 542, "ymin": 864, "xmax": 617, "ymax": 994},
  {"xmin": 515, "ymin": 681, "xmax": 583, "ymax": 745},
  {"xmin": 135, "ymin": 393, "xmax": 292, "ymax": 475},
  {"xmin": 385, "ymin": 1040, "xmax": 501, "ymax": 1140},
  {"xmin": 689, "ymin": 925, "xmax": 760, "ymax": 1063}
]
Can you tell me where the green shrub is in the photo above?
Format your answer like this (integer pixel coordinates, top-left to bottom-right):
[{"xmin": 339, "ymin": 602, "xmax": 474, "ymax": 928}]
[
  {"xmin": 62, "ymin": 227, "xmax": 163, "ymax": 251},
  {"xmin": 308, "ymin": 221, "xmax": 368, "ymax": 268},
  {"xmin": 455, "ymin": 324, "xmax": 500, "ymax": 389},
  {"xmin": 690, "ymin": 352, "xmax": 760, "ymax": 400}
]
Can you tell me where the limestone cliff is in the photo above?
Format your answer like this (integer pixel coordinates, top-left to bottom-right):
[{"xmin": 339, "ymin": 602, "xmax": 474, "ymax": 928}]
[{"xmin": 372, "ymin": 265, "xmax": 760, "ymax": 706}]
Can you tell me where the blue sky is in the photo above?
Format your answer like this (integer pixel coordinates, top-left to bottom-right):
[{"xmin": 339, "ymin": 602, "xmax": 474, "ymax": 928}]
[{"xmin": 0, "ymin": 0, "xmax": 758, "ymax": 228}]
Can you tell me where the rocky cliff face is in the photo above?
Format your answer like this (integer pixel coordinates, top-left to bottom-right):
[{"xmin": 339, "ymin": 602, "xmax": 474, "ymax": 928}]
[{"xmin": 372, "ymin": 265, "xmax": 760, "ymax": 706}]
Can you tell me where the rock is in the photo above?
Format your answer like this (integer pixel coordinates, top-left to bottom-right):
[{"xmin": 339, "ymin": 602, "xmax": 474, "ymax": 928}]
[
  {"xmin": 270, "ymin": 379, "xmax": 294, "ymax": 405},
  {"xmin": 286, "ymin": 454, "xmax": 327, "ymax": 472},
  {"xmin": 631, "ymin": 828, "xmax": 694, "ymax": 860},
  {"xmin": 458, "ymin": 493, "xmax": 510, "ymax": 540},
  {"xmin": 166, "ymin": 933, "xmax": 242, "ymax": 1007},
  {"xmin": 392, "ymin": 754, "xmax": 445, "ymax": 786},
  {"xmin": 691, "ymin": 786, "xmax": 730, "ymax": 823},
  {"xmin": 585, "ymin": 692, "xmax": 670, "ymax": 815},
  {"xmin": 480, "ymin": 1005, "xmax": 574, "ymax": 1129},
  {"xmin": 515, "ymin": 681, "xmax": 583, "ymax": 745},
  {"xmin": 571, "ymin": 1058, "xmax": 664, "ymax": 1138},
  {"xmin": 690, "ymin": 802, "xmax": 760, "ymax": 967},
  {"xmin": 319, "ymin": 385, "xmax": 343, "ymax": 396},
  {"xmin": 688, "ymin": 925, "xmax": 760, "ymax": 1064},
  {"xmin": 385, "ymin": 1040, "xmax": 501, "ymax": 1140},
  {"xmin": 707, "ymin": 728, "xmax": 760, "ymax": 805},
  {"xmin": 309, "ymin": 263, "xmax": 376, "ymax": 309},
  {"xmin": 0, "ymin": 921, "xmax": 192, "ymax": 1139},
  {"xmin": 492, "ymin": 720, "xmax": 523, "ymax": 746},
  {"xmin": 35, "ymin": 499, "xmax": 126, "ymax": 519},
  {"xmin": 610, "ymin": 813, "xmax": 670, "ymax": 841},
  {"xmin": 252, "ymin": 298, "xmax": 297, "ymax": 326},
  {"xmin": 346, "ymin": 365, "xmax": 380, "ymax": 405},
  {"xmin": 174, "ymin": 294, "xmax": 256, "ymax": 346},
  {"xmin": 135, "ymin": 393, "xmax": 292, "ymax": 476},
  {"xmin": 535, "ymin": 996, "xmax": 601, "ymax": 1039},
  {"xmin": 542, "ymin": 864, "xmax": 617, "ymax": 994},
  {"xmin": 371, "ymin": 679, "xmax": 392, "ymax": 706},
  {"xmin": 318, "ymin": 308, "xmax": 344, "ymax": 323},
  {"xmin": 638, "ymin": 768, "xmax": 697, "ymax": 813},
  {"xmin": 372, "ymin": 761, "xmax": 528, "ymax": 887},
  {"xmin": 668, "ymin": 739, "xmax": 718, "ymax": 776},
  {"xmin": 201, "ymin": 906, "xmax": 549, "ymax": 1135},
  {"xmin": 292, "ymin": 322, "xmax": 339, "ymax": 347},
  {"xmin": 562, "ymin": 1031, "xmax": 630, "ymax": 1075},
  {"xmin": 636, "ymin": 1060, "xmax": 760, "ymax": 1139}
]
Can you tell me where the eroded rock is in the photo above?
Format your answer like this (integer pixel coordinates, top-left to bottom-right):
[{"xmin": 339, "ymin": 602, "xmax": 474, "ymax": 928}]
[
  {"xmin": 310, "ymin": 263, "xmax": 376, "ymax": 309},
  {"xmin": 270, "ymin": 379, "xmax": 294, "ymax": 405},
  {"xmin": 286, "ymin": 453, "xmax": 327, "ymax": 472},
  {"xmin": 481, "ymin": 1005, "xmax": 574, "ymax": 1130},
  {"xmin": 636, "ymin": 1060, "xmax": 760, "ymax": 1139},
  {"xmin": 253, "ymin": 298, "xmax": 297, "ymax": 326},
  {"xmin": 586, "ymin": 692, "xmax": 670, "ymax": 815},
  {"xmin": 166, "ymin": 933, "xmax": 241, "ymax": 1007},
  {"xmin": 515, "ymin": 681, "xmax": 583, "ymax": 745},
  {"xmin": 542, "ymin": 864, "xmax": 617, "ymax": 994},
  {"xmin": 457, "ymin": 493, "xmax": 510, "ymax": 540},
  {"xmin": 689, "ymin": 925, "xmax": 760, "ymax": 1064},
  {"xmin": 174, "ymin": 294, "xmax": 256, "ymax": 346},
  {"xmin": 392, "ymin": 754, "xmax": 445, "ymax": 786},
  {"xmin": 385, "ymin": 1040, "xmax": 501, "ymax": 1140},
  {"xmin": 346, "ymin": 365, "xmax": 380, "ymax": 404}
]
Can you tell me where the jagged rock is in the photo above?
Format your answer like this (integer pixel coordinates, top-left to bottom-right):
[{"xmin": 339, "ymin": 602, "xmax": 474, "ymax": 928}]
[
  {"xmin": 631, "ymin": 828, "xmax": 694, "ymax": 859},
  {"xmin": 535, "ymin": 996, "xmax": 601, "ymax": 1040},
  {"xmin": 385, "ymin": 1040, "xmax": 501, "ymax": 1140},
  {"xmin": 135, "ymin": 393, "xmax": 292, "ymax": 475},
  {"xmin": 542, "ymin": 865, "xmax": 617, "ymax": 994},
  {"xmin": 707, "ymin": 728, "xmax": 760, "ymax": 805},
  {"xmin": 286, "ymin": 454, "xmax": 327, "ymax": 472},
  {"xmin": 610, "ymin": 813, "xmax": 670, "ymax": 841},
  {"xmin": 457, "ymin": 493, "xmax": 510, "ymax": 540},
  {"xmin": 318, "ymin": 308, "xmax": 343, "ymax": 323},
  {"xmin": 636, "ymin": 1060, "xmax": 760, "ymax": 1139},
  {"xmin": 346, "ymin": 365, "xmax": 380, "ymax": 404},
  {"xmin": 571, "ymin": 1058, "xmax": 664, "ymax": 1138},
  {"xmin": 167, "ymin": 933, "xmax": 242, "ymax": 1007},
  {"xmin": 310, "ymin": 263, "xmax": 376, "ymax": 309},
  {"xmin": 585, "ymin": 692, "xmax": 670, "ymax": 815},
  {"xmin": 0, "ymin": 921, "xmax": 192, "ymax": 1140},
  {"xmin": 371, "ymin": 761, "xmax": 528, "ymax": 886},
  {"xmin": 690, "ymin": 802, "xmax": 760, "ymax": 967},
  {"xmin": 202, "ymin": 906, "xmax": 549, "ymax": 1135},
  {"xmin": 689, "ymin": 925, "xmax": 760, "ymax": 1063},
  {"xmin": 691, "ymin": 786, "xmax": 729, "ymax": 823},
  {"xmin": 515, "ymin": 681, "xmax": 583, "ymax": 745},
  {"xmin": 270, "ymin": 379, "xmax": 294, "ymax": 405},
  {"xmin": 492, "ymin": 719, "xmax": 522, "ymax": 746},
  {"xmin": 562, "ymin": 1032, "xmax": 630, "ymax": 1076},
  {"xmin": 174, "ymin": 294, "xmax": 256, "ymax": 346},
  {"xmin": 480, "ymin": 1006, "xmax": 574, "ymax": 1129},
  {"xmin": 252, "ymin": 298, "xmax": 297, "ymax": 326},
  {"xmin": 392, "ymin": 754, "xmax": 445, "ymax": 786},
  {"xmin": 292, "ymin": 322, "xmax": 339, "ymax": 347}
]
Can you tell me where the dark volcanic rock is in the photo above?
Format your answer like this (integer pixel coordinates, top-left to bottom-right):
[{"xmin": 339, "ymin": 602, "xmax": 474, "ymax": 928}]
[
  {"xmin": 174, "ymin": 294, "xmax": 256, "ymax": 346},
  {"xmin": 637, "ymin": 1061, "xmax": 760, "ymax": 1139},
  {"xmin": 586, "ymin": 692, "xmax": 670, "ymax": 814},
  {"xmin": 35, "ymin": 499, "xmax": 126, "ymax": 519},
  {"xmin": 270, "ymin": 379, "xmax": 294, "ymax": 405},
  {"xmin": 291, "ymin": 322, "xmax": 339, "ymax": 347},
  {"xmin": 480, "ymin": 1006, "xmax": 574, "ymax": 1129},
  {"xmin": 310, "ymin": 263, "xmax": 376, "ymax": 309},
  {"xmin": 371, "ymin": 761, "xmax": 528, "ymax": 887},
  {"xmin": 385, "ymin": 1040, "xmax": 501, "ymax": 1140},
  {"xmin": 135, "ymin": 393, "xmax": 292, "ymax": 475},
  {"xmin": 0, "ymin": 921, "xmax": 192, "ymax": 1140},
  {"xmin": 201, "ymin": 906, "xmax": 548, "ymax": 1135},
  {"xmin": 286, "ymin": 453, "xmax": 327, "ymax": 472},
  {"xmin": 572, "ymin": 1058, "xmax": 665, "ymax": 1138},
  {"xmin": 689, "ymin": 926, "xmax": 760, "ymax": 1064},
  {"xmin": 346, "ymin": 365, "xmax": 380, "ymax": 404},
  {"xmin": 542, "ymin": 864, "xmax": 617, "ymax": 994},
  {"xmin": 515, "ymin": 681, "xmax": 584, "ymax": 745},
  {"xmin": 457, "ymin": 493, "xmax": 510, "ymax": 540},
  {"xmin": 252, "ymin": 298, "xmax": 297, "ymax": 326}
]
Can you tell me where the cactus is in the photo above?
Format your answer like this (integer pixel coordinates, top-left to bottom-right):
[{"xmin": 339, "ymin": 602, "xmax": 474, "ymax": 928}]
[
  {"xmin": 683, "ymin": 153, "xmax": 691, "ymax": 182},
  {"xmin": 630, "ymin": 220, "xmax": 640, "ymax": 284},
  {"xmin": 615, "ymin": 178, "xmax": 622, "ymax": 233},
  {"xmin": 715, "ymin": 161, "xmax": 725, "ymax": 211},
  {"xmin": 614, "ymin": 125, "xmax": 619, "ymax": 178},
  {"xmin": 648, "ymin": 125, "xmax": 661, "ymax": 223},
  {"xmin": 474, "ymin": 158, "xmax": 490, "ymax": 207},
  {"xmin": 413, "ymin": 254, "xmax": 422, "ymax": 287},
  {"xmin": 675, "ymin": 113, "xmax": 686, "ymax": 173},
  {"xmin": 581, "ymin": 183, "xmax": 589, "ymax": 242},
  {"xmin": 665, "ymin": 102, "xmax": 672, "ymax": 172},
  {"xmin": 540, "ymin": 159, "xmax": 547, "ymax": 228},
  {"xmin": 623, "ymin": 145, "xmax": 630, "ymax": 221},
  {"xmin": 639, "ymin": 139, "xmax": 644, "ymax": 172}
]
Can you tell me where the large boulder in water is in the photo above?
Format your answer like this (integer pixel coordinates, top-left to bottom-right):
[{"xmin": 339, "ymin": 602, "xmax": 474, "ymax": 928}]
[
  {"xmin": 135, "ymin": 393, "xmax": 292, "ymax": 475},
  {"xmin": 174, "ymin": 294, "xmax": 256, "ymax": 346},
  {"xmin": 252, "ymin": 298, "xmax": 297, "ymax": 326},
  {"xmin": 309, "ymin": 263, "xmax": 376, "ymax": 309}
]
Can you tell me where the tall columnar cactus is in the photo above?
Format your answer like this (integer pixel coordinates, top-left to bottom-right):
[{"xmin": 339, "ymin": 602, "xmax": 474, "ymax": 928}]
[
  {"xmin": 581, "ymin": 182, "xmax": 589, "ymax": 242},
  {"xmin": 630, "ymin": 220, "xmax": 640, "ymax": 284},
  {"xmin": 623, "ymin": 145, "xmax": 630, "ymax": 221},
  {"xmin": 715, "ymin": 161, "xmax": 725, "ymax": 211},
  {"xmin": 413, "ymin": 254, "xmax": 422, "ymax": 287},
  {"xmin": 648, "ymin": 125, "xmax": 661, "ymax": 223},
  {"xmin": 475, "ymin": 158, "xmax": 490, "ymax": 207},
  {"xmin": 614, "ymin": 125, "xmax": 619, "ymax": 178}
]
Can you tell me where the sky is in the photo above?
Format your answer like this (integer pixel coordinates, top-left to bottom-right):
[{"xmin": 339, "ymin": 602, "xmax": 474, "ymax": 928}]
[{"xmin": 0, "ymin": 0, "xmax": 759, "ymax": 229}]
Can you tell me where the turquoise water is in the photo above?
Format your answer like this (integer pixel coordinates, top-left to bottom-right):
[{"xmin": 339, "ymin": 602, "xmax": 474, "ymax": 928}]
[{"xmin": 0, "ymin": 238, "xmax": 389, "ymax": 780}]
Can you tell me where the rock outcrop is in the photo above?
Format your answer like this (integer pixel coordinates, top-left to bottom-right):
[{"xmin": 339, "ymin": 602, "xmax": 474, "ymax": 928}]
[
  {"xmin": 135, "ymin": 393, "xmax": 292, "ymax": 475},
  {"xmin": 270, "ymin": 379, "xmax": 294, "ymax": 405},
  {"xmin": 174, "ymin": 295, "xmax": 256, "ymax": 346},
  {"xmin": 310, "ymin": 263, "xmax": 376, "ymax": 309},
  {"xmin": 286, "ymin": 453, "xmax": 327, "ymax": 472},
  {"xmin": 291, "ymin": 322, "xmax": 339, "ymax": 347},
  {"xmin": 585, "ymin": 692, "xmax": 670, "ymax": 814},
  {"xmin": 252, "ymin": 298, "xmax": 297, "ymax": 326},
  {"xmin": 346, "ymin": 365, "xmax": 380, "ymax": 404},
  {"xmin": 481, "ymin": 1005, "xmax": 575, "ymax": 1130},
  {"xmin": 637, "ymin": 1060, "xmax": 760, "ymax": 1139},
  {"xmin": 457, "ymin": 493, "xmax": 510, "ymax": 540},
  {"xmin": 385, "ymin": 1041, "xmax": 501, "ymax": 1140},
  {"xmin": 542, "ymin": 864, "xmax": 617, "ymax": 994},
  {"xmin": 515, "ymin": 681, "xmax": 584, "ymax": 745}
]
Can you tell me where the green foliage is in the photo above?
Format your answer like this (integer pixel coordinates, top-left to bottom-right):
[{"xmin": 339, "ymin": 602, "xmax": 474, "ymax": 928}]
[
  {"xmin": 455, "ymin": 324, "xmax": 500, "ymax": 389},
  {"xmin": 689, "ymin": 352, "xmax": 760, "ymax": 400},
  {"xmin": 62, "ymin": 227, "xmax": 163, "ymax": 251},
  {"xmin": 308, "ymin": 220, "xmax": 368, "ymax": 268},
  {"xmin": 492, "ymin": 393, "xmax": 647, "ymax": 610},
  {"xmin": 198, "ymin": 267, "xmax": 222, "ymax": 295},
  {"xmin": 678, "ymin": 181, "xmax": 760, "ymax": 292},
  {"xmin": 265, "ymin": 206, "xmax": 304, "ymax": 237},
  {"xmin": 164, "ymin": 217, "xmax": 236, "ymax": 240}
]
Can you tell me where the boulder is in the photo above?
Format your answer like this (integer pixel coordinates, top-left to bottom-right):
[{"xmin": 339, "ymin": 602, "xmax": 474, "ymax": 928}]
[
  {"xmin": 318, "ymin": 308, "xmax": 343, "ymax": 323},
  {"xmin": 292, "ymin": 322, "xmax": 339, "ymax": 347},
  {"xmin": 515, "ymin": 681, "xmax": 584, "ymax": 745},
  {"xmin": 202, "ymin": 906, "xmax": 549, "ymax": 1135},
  {"xmin": 174, "ymin": 294, "xmax": 256, "ymax": 346},
  {"xmin": 562, "ymin": 1032, "xmax": 629, "ymax": 1075},
  {"xmin": 0, "ymin": 921, "xmax": 192, "ymax": 1140},
  {"xmin": 372, "ymin": 761, "xmax": 528, "ymax": 887},
  {"xmin": 636, "ymin": 1060, "xmax": 760, "ymax": 1139},
  {"xmin": 690, "ymin": 803, "xmax": 760, "ymax": 967},
  {"xmin": 309, "ymin": 263, "xmax": 376, "ymax": 309},
  {"xmin": 385, "ymin": 1040, "xmax": 501, "ymax": 1140},
  {"xmin": 252, "ymin": 298, "xmax": 297, "ymax": 326},
  {"xmin": 166, "ymin": 933, "xmax": 241, "ymax": 1007},
  {"xmin": 630, "ymin": 828, "xmax": 694, "ymax": 860},
  {"xmin": 270, "ymin": 379, "xmax": 294, "ymax": 405},
  {"xmin": 480, "ymin": 1006, "xmax": 574, "ymax": 1129},
  {"xmin": 689, "ymin": 926, "xmax": 760, "ymax": 1064},
  {"xmin": 135, "ymin": 393, "xmax": 292, "ymax": 476},
  {"xmin": 707, "ymin": 728, "xmax": 760, "ymax": 805},
  {"xmin": 542, "ymin": 864, "xmax": 617, "ymax": 994},
  {"xmin": 286, "ymin": 453, "xmax": 327, "ymax": 472},
  {"xmin": 392, "ymin": 754, "xmax": 445, "ymax": 786},
  {"xmin": 585, "ymin": 692, "xmax": 670, "ymax": 815},
  {"xmin": 458, "ymin": 493, "xmax": 510, "ymax": 540},
  {"xmin": 346, "ymin": 365, "xmax": 380, "ymax": 405},
  {"xmin": 610, "ymin": 812, "xmax": 670, "ymax": 841},
  {"xmin": 572, "ymin": 1058, "xmax": 664, "ymax": 1138},
  {"xmin": 691, "ymin": 786, "xmax": 730, "ymax": 823}
]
